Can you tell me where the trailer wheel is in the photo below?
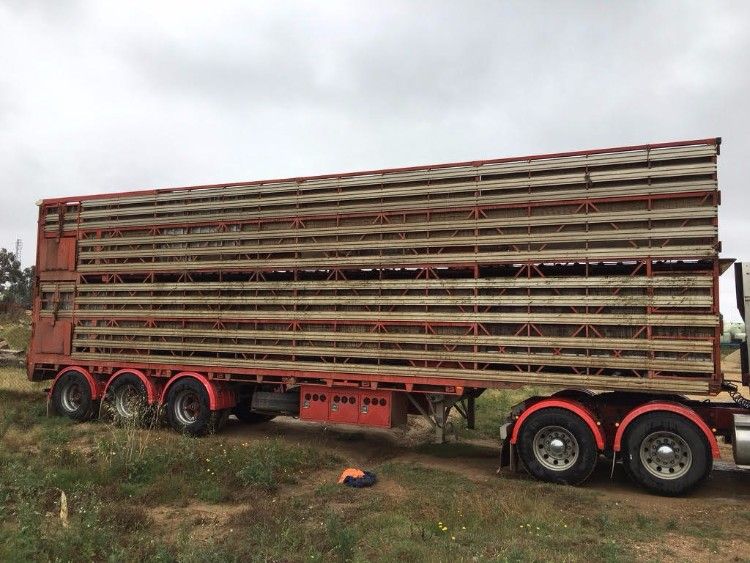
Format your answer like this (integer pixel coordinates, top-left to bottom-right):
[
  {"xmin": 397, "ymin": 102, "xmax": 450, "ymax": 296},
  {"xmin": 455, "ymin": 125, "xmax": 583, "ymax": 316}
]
[
  {"xmin": 232, "ymin": 400, "xmax": 275, "ymax": 424},
  {"xmin": 105, "ymin": 373, "xmax": 151, "ymax": 425},
  {"xmin": 166, "ymin": 377, "xmax": 223, "ymax": 436},
  {"xmin": 517, "ymin": 408, "xmax": 598, "ymax": 485},
  {"xmin": 51, "ymin": 370, "xmax": 96, "ymax": 422},
  {"xmin": 622, "ymin": 412, "xmax": 711, "ymax": 496}
]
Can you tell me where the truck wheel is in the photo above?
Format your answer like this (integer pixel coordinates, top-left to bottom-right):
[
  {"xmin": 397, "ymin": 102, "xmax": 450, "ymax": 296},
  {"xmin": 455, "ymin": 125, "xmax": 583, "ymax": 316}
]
[
  {"xmin": 622, "ymin": 412, "xmax": 711, "ymax": 496},
  {"xmin": 517, "ymin": 408, "xmax": 598, "ymax": 485},
  {"xmin": 105, "ymin": 373, "xmax": 151, "ymax": 425},
  {"xmin": 233, "ymin": 400, "xmax": 275, "ymax": 424},
  {"xmin": 51, "ymin": 370, "xmax": 96, "ymax": 422},
  {"xmin": 166, "ymin": 378, "xmax": 223, "ymax": 436}
]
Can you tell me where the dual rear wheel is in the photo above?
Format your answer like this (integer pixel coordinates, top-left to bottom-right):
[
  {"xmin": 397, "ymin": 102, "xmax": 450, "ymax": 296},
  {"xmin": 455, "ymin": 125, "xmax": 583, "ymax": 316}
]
[
  {"xmin": 516, "ymin": 407, "xmax": 711, "ymax": 495},
  {"xmin": 621, "ymin": 412, "xmax": 711, "ymax": 496},
  {"xmin": 517, "ymin": 408, "xmax": 598, "ymax": 485}
]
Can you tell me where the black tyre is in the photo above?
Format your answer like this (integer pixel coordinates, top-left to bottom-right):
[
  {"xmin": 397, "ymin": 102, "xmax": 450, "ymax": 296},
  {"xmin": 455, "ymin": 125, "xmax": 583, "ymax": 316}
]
[
  {"xmin": 517, "ymin": 407, "xmax": 598, "ymax": 485},
  {"xmin": 232, "ymin": 400, "xmax": 275, "ymax": 424},
  {"xmin": 51, "ymin": 370, "xmax": 97, "ymax": 422},
  {"xmin": 166, "ymin": 378, "xmax": 224, "ymax": 436},
  {"xmin": 622, "ymin": 412, "xmax": 711, "ymax": 496},
  {"xmin": 104, "ymin": 373, "xmax": 151, "ymax": 425}
]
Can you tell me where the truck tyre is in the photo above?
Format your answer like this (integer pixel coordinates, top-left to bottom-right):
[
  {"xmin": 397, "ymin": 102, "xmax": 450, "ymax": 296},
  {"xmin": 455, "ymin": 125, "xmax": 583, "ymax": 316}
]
[
  {"xmin": 622, "ymin": 412, "xmax": 711, "ymax": 496},
  {"xmin": 232, "ymin": 400, "xmax": 275, "ymax": 424},
  {"xmin": 51, "ymin": 370, "xmax": 96, "ymax": 422},
  {"xmin": 166, "ymin": 377, "xmax": 223, "ymax": 436},
  {"xmin": 105, "ymin": 373, "xmax": 151, "ymax": 426},
  {"xmin": 517, "ymin": 407, "xmax": 598, "ymax": 485}
]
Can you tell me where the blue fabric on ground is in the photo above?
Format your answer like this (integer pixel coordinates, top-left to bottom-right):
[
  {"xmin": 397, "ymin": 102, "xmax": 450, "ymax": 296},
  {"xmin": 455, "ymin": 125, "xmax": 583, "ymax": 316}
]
[{"xmin": 343, "ymin": 470, "xmax": 377, "ymax": 488}]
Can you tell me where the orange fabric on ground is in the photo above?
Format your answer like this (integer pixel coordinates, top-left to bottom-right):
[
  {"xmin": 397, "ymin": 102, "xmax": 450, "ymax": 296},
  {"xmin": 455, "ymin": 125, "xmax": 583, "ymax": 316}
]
[{"xmin": 338, "ymin": 468, "xmax": 365, "ymax": 483}]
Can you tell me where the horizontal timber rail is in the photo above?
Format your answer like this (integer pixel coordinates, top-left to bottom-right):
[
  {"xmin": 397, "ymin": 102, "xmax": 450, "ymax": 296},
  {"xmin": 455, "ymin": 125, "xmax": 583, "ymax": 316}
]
[
  {"xmin": 43, "ymin": 310, "xmax": 719, "ymax": 326},
  {"xmin": 46, "ymin": 180, "xmax": 717, "ymax": 232},
  {"xmin": 72, "ymin": 248, "xmax": 717, "ymax": 273},
  {"xmin": 72, "ymin": 337, "xmax": 713, "ymax": 373},
  {"xmin": 52, "ymin": 142, "xmax": 718, "ymax": 208},
  {"xmin": 44, "ymin": 143, "xmax": 717, "ymax": 231},
  {"xmin": 68, "ymin": 352, "xmax": 713, "ymax": 394},
  {"xmin": 72, "ymin": 326, "xmax": 714, "ymax": 354},
  {"xmin": 74, "ymin": 207, "xmax": 717, "ymax": 249},
  {"xmin": 44, "ymin": 274, "xmax": 714, "ymax": 292}
]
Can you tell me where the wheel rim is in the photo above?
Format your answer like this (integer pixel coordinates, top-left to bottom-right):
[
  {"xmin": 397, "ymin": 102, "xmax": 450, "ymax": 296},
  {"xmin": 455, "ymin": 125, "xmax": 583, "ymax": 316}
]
[
  {"xmin": 533, "ymin": 425, "xmax": 579, "ymax": 471},
  {"xmin": 174, "ymin": 389, "xmax": 201, "ymax": 425},
  {"xmin": 114, "ymin": 384, "xmax": 142, "ymax": 419},
  {"xmin": 639, "ymin": 430, "xmax": 692, "ymax": 480},
  {"xmin": 61, "ymin": 381, "xmax": 83, "ymax": 412}
]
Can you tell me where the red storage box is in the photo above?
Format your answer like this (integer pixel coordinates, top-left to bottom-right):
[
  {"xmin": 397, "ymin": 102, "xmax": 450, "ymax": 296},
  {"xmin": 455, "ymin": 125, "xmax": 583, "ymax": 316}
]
[{"xmin": 298, "ymin": 385, "xmax": 407, "ymax": 428}]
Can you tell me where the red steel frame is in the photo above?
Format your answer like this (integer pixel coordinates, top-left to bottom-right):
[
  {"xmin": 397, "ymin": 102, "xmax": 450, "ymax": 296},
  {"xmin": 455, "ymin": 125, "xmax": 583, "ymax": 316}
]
[{"xmin": 28, "ymin": 138, "xmax": 724, "ymax": 402}]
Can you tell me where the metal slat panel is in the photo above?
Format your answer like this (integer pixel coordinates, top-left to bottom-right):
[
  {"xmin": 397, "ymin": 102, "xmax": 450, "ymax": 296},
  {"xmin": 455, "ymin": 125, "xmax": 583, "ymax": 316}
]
[
  {"xmin": 77, "ymin": 225, "xmax": 717, "ymax": 261},
  {"xmin": 74, "ymin": 325, "xmax": 714, "ymax": 353},
  {"xmin": 72, "ymin": 337, "xmax": 713, "ymax": 373},
  {"xmin": 71, "ymin": 162, "xmax": 716, "ymax": 222},
  {"xmin": 45, "ymin": 177, "xmax": 718, "ymax": 231},
  {"xmin": 70, "ymin": 351, "xmax": 711, "ymax": 394},
  {"xmin": 62, "ymin": 275, "xmax": 714, "ymax": 293},
  {"xmin": 75, "ymin": 207, "xmax": 717, "ymax": 249},
  {"xmin": 73, "ymin": 293, "xmax": 711, "ymax": 308},
  {"xmin": 74, "ymin": 244, "xmax": 717, "ymax": 272},
  {"xmin": 51, "ymin": 309, "xmax": 719, "ymax": 326},
  {"xmin": 71, "ymin": 144, "xmax": 716, "ymax": 210}
]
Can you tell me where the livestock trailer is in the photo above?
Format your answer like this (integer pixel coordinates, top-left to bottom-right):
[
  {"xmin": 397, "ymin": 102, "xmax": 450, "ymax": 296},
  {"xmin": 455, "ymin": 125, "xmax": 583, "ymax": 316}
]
[{"xmin": 28, "ymin": 137, "xmax": 750, "ymax": 495}]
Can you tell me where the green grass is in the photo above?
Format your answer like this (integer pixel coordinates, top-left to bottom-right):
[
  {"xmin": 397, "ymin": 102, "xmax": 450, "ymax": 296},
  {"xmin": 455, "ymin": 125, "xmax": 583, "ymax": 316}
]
[{"xmin": 0, "ymin": 366, "xmax": 740, "ymax": 562}]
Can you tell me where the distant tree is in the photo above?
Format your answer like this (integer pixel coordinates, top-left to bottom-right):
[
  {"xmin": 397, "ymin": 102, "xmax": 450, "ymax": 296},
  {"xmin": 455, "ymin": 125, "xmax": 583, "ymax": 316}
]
[{"xmin": 0, "ymin": 248, "xmax": 34, "ymax": 309}]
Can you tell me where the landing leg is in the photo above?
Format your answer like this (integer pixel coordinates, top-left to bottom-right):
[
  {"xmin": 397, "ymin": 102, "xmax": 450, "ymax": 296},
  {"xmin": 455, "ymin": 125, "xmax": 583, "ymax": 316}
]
[
  {"xmin": 429, "ymin": 394, "xmax": 460, "ymax": 444},
  {"xmin": 467, "ymin": 395, "xmax": 476, "ymax": 430}
]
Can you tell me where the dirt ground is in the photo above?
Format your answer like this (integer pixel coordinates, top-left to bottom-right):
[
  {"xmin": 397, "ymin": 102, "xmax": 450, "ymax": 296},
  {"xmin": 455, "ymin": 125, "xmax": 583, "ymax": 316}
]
[
  {"xmin": 130, "ymin": 409, "xmax": 746, "ymax": 562},
  {"xmin": 3, "ymin": 347, "xmax": 749, "ymax": 560},
  {"xmin": 176, "ymin": 349, "xmax": 749, "ymax": 561},
  {"xmin": 72, "ymin": 350, "xmax": 750, "ymax": 560}
]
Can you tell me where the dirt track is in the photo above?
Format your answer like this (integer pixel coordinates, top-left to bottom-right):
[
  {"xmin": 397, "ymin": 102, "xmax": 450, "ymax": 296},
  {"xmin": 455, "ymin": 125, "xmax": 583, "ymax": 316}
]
[
  {"xmin": 202, "ymin": 347, "xmax": 750, "ymax": 560},
  {"xmin": 215, "ymin": 347, "xmax": 750, "ymax": 505}
]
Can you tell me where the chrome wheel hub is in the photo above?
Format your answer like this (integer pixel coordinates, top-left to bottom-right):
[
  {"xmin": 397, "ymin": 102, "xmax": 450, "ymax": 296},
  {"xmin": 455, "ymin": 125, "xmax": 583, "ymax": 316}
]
[
  {"xmin": 114, "ymin": 384, "xmax": 140, "ymax": 419},
  {"xmin": 640, "ymin": 431, "xmax": 692, "ymax": 480},
  {"xmin": 174, "ymin": 390, "xmax": 201, "ymax": 426},
  {"xmin": 61, "ymin": 382, "xmax": 83, "ymax": 412},
  {"xmin": 533, "ymin": 425, "xmax": 579, "ymax": 471}
]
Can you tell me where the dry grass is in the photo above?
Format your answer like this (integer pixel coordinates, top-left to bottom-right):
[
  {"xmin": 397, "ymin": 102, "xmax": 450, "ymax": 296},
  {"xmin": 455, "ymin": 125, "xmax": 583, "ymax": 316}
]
[
  {"xmin": 0, "ymin": 317, "xmax": 32, "ymax": 351},
  {"xmin": 0, "ymin": 366, "xmax": 43, "ymax": 394}
]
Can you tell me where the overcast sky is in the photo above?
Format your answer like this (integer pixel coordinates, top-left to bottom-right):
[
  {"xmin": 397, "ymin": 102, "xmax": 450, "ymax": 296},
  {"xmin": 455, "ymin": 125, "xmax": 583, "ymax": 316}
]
[{"xmin": 1, "ymin": 1, "xmax": 748, "ymax": 319}]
